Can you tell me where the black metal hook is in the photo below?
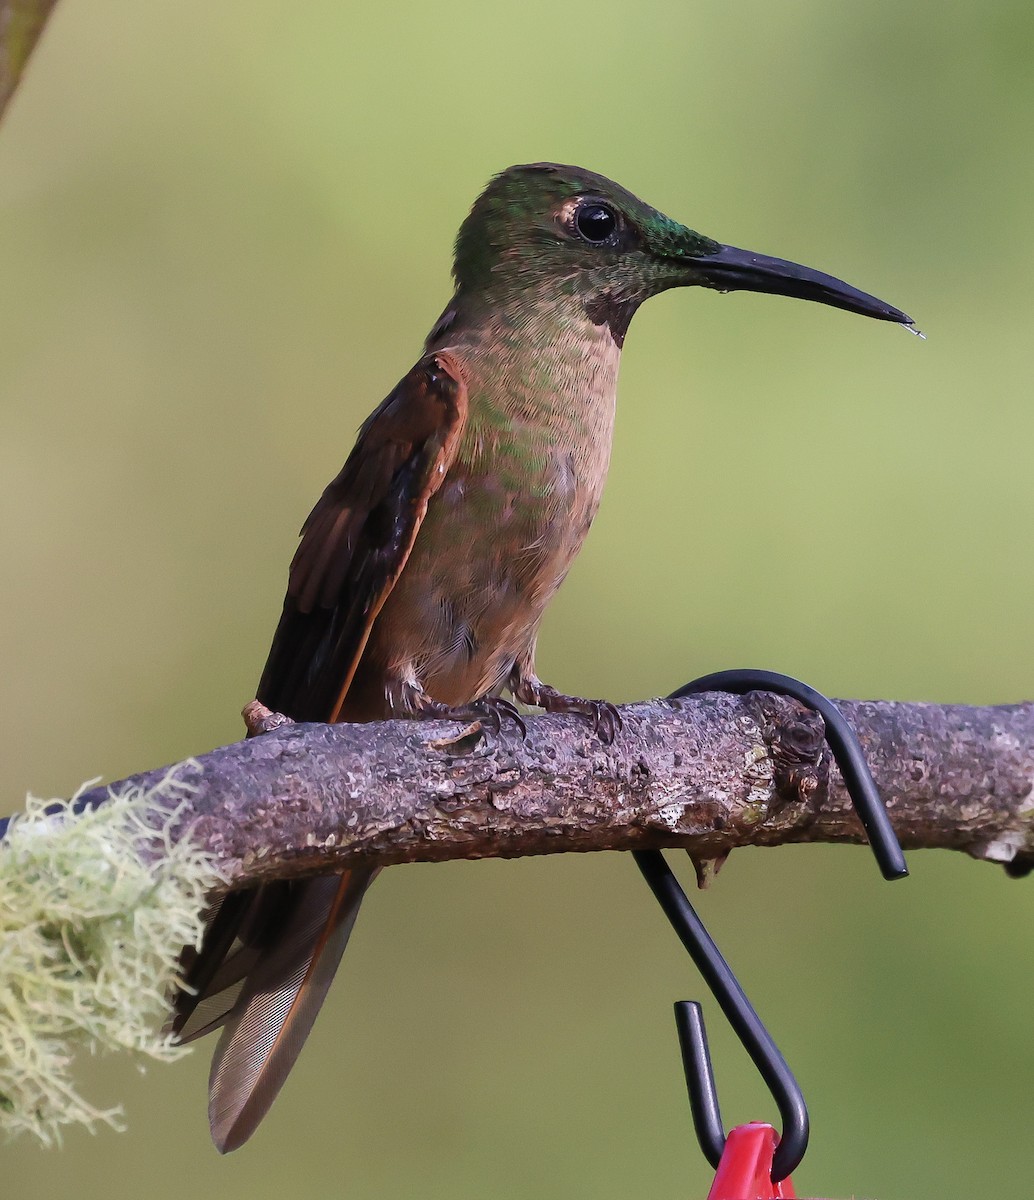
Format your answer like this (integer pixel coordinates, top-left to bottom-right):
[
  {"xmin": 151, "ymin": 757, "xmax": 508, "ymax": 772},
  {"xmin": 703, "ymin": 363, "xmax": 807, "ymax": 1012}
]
[
  {"xmin": 633, "ymin": 669, "xmax": 906, "ymax": 1179},
  {"xmin": 634, "ymin": 849, "xmax": 808, "ymax": 1181},
  {"xmin": 669, "ymin": 668, "xmax": 908, "ymax": 881}
]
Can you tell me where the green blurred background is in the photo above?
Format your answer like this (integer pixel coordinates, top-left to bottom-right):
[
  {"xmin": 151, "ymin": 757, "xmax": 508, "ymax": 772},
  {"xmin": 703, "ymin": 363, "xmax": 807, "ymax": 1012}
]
[{"xmin": 3, "ymin": 1, "xmax": 1034, "ymax": 1196}]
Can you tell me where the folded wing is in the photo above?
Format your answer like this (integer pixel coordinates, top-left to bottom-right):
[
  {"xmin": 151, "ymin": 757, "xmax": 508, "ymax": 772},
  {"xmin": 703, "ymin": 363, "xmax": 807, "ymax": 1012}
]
[{"xmin": 173, "ymin": 352, "xmax": 469, "ymax": 1150}]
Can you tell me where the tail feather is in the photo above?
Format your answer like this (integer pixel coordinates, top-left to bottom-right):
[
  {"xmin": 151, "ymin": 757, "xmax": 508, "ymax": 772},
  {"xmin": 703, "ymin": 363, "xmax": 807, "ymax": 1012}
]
[
  {"xmin": 206, "ymin": 868, "xmax": 376, "ymax": 1153},
  {"xmin": 173, "ymin": 890, "xmax": 256, "ymax": 1041},
  {"xmin": 175, "ymin": 883, "xmax": 298, "ymax": 1044}
]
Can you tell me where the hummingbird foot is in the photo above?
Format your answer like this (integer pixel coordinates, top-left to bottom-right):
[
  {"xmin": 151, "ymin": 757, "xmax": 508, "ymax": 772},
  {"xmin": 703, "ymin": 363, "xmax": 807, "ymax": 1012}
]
[
  {"xmin": 402, "ymin": 685, "xmax": 528, "ymax": 738},
  {"xmin": 509, "ymin": 670, "xmax": 621, "ymax": 745}
]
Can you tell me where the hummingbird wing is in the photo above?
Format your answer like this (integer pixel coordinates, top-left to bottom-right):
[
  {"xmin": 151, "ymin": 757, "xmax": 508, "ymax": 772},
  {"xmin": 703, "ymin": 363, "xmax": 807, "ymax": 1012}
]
[
  {"xmin": 174, "ymin": 351, "xmax": 469, "ymax": 1152},
  {"xmin": 258, "ymin": 349, "xmax": 470, "ymax": 722}
]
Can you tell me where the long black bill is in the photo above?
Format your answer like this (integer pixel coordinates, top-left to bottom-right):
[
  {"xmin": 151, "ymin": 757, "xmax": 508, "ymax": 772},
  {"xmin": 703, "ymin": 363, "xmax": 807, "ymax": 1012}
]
[{"xmin": 695, "ymin": 243, "xmax": 916, "ymax": 329}]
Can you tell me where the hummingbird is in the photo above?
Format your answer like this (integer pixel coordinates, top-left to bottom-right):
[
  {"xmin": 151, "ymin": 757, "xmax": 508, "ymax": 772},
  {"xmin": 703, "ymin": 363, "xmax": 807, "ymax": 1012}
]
[{"xmin": 172, "ymin": 163, "xmax": 915, "ymax": 1152}]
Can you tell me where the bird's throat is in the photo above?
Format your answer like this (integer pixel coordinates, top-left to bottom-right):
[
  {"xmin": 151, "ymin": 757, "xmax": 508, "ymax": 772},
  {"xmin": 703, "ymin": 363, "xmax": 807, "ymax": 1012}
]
[{"xmin": 430, "ymin": 284, "xmax": 623, "ymax": 470}]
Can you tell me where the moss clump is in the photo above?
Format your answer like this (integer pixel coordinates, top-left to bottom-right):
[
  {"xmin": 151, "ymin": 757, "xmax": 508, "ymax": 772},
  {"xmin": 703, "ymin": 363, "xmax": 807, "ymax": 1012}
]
[{"xmin": 0, "ymin": 765, "xmax": 224, "ymax": 1144}]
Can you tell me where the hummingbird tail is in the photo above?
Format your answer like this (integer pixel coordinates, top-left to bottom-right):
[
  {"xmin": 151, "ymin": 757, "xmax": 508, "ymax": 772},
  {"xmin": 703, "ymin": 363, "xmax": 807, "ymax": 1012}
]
[{"xmin": 182, "ymin": 868, "xmax": 377, "ymax": 1153}]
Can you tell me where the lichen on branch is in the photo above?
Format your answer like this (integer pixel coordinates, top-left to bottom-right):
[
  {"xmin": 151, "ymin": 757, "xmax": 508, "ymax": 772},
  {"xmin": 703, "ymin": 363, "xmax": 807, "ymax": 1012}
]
[
  {"xmin": 3, "ymin": 691, "xmax": 1034, "ymax": 1143},
  {"xmin": 0, "ymin": 766, "xmax": 224, "ymax": 1144}
]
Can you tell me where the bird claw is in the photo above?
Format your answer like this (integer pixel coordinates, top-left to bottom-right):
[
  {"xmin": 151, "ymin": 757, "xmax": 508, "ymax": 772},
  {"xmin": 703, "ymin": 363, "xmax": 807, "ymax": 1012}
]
[
  {"xmin": 509, "ymin": 676, "xmax": 621, "ymax": 745},
  {"xmin": 471, "ymin": 695, "xmax": 527, "ymax": 738},
  {"xmin": 589, "ymin": 700, "xmax": 622, "ymax": 746},
  {"xmin": 412, "ymin": 692, "xmax": 527, "ymax": 739}
]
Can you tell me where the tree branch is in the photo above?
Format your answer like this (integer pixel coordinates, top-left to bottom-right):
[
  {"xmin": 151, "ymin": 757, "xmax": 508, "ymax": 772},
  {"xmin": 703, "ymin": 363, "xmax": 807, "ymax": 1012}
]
[
  {"xmin": 66, "ymin": 693, "xmax": 1034, "ymax": 890},
  {"xmin": 0, "ymin": 0, "xmax": 59, "ymax": 119}
]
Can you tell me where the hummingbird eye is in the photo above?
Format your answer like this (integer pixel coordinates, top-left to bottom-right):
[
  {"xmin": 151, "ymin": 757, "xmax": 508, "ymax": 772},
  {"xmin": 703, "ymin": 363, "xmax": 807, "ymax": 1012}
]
[{"xmin": 573, "ymin": 202, "xmax": 618, "ymax": 245}]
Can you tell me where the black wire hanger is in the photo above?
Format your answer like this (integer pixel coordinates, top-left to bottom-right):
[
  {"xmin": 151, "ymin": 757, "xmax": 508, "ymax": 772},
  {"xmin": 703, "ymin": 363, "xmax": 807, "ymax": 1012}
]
[
  {"xmin": 633, "ymin": 668, "xmax": 909, "ymax": 1182},
  {"xmin": 670, "ymin": 668, "xmax": 907, "ymax": 882},
  {"xmin": 634, "ymin": 848, "xmax": 807, "ymax": 1182}
]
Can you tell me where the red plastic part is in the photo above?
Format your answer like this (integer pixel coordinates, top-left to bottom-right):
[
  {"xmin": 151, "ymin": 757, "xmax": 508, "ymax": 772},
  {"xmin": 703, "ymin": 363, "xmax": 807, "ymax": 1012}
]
[{"xmin": 705, "ymin": 1124, "xmax": 797, "ymax": 1200}]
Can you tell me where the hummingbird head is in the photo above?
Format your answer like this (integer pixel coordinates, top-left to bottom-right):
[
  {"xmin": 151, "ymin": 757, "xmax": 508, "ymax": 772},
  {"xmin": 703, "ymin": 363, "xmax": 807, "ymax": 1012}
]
[{"xmin": 453, "ymin": 163, "xmax": 916, "ymax": 345}]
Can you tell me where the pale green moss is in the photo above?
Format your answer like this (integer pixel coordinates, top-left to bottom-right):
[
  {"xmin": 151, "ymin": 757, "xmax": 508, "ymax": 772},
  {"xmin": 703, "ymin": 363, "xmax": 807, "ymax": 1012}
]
[{"xmin": 0, "ymin": 765, "xmax": 225, "ymax": 1145}]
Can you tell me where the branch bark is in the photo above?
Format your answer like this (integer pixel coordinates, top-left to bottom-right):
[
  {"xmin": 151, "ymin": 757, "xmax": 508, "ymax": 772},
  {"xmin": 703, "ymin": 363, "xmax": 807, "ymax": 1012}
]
[
  {"xmin": 68, "ymin": 693, "xmax": 1034, "ymax": 891},
  {"xmin": 0, "ymin": 0, "xmax": 58, "ymax": 119}
]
